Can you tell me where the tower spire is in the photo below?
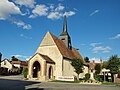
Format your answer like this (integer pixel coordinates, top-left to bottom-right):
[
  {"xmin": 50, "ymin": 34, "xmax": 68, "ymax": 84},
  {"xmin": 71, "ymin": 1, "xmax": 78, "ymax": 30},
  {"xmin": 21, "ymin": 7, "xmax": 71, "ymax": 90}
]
[
  {"xmin": 59, "ymin": 15, "xmax": 72, "ymax": 50},
  {"xmin": 63, "ymin": 15, "xmax": 67, "ymax": 32}
]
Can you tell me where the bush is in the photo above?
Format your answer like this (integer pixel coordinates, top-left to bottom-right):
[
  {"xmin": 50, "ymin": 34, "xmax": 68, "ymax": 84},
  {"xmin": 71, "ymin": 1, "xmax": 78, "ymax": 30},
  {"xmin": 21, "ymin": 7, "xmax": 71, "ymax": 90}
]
[
  {"xmin": 83, "ymin": 73, "xmax": 90, "ymax": 81},
  {"xmin": 94, "ymin": 74, "xmax": 103, "ymax": 82},
  {"xmin": 0, "ymin": 67, "xmax": 8, "ymax": 75},
  {"xmin": 22, "ymin": 68, "xmax": 28, "ymax": 78}
]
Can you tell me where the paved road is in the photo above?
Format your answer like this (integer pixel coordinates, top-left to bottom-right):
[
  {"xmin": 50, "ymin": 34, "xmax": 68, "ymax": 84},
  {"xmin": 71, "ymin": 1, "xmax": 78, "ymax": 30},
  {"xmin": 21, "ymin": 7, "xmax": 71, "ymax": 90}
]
[{"xmin": 0, "ymin": 75, "xmax": 120, "ymax": 90}]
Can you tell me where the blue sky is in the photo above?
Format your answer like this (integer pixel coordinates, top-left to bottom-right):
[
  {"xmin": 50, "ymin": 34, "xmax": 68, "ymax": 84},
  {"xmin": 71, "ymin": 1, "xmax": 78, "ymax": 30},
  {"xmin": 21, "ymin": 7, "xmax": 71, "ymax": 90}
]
[{"xmin": 0, "ymin": 0, "xmax": 120, "ymax": 62}]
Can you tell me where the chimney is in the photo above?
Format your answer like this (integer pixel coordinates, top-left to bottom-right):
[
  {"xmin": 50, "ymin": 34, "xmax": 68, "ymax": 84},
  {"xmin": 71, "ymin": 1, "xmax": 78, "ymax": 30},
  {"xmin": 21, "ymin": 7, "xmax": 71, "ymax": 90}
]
[
  {"xmin": 100, "ymin": 57, "xmax": 102, "ymax": 63},
  {"xmin": 93, "ymin": 60, "xmax": 95, "ymax": 64}
]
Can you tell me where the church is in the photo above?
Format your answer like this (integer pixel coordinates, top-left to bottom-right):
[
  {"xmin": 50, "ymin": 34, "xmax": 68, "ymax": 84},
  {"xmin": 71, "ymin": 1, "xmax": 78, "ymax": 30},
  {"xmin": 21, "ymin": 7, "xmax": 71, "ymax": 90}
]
[{"xmin": 28, "ymin": 16, "xmax": 87, "ymax": 81}]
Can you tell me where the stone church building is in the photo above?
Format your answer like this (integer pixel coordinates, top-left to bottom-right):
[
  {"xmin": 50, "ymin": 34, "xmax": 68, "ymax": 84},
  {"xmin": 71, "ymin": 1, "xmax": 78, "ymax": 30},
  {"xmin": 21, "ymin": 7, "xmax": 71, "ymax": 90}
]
[{"xmin": 28, "ymin": 16, "xmax": 86, "ymax": 81}]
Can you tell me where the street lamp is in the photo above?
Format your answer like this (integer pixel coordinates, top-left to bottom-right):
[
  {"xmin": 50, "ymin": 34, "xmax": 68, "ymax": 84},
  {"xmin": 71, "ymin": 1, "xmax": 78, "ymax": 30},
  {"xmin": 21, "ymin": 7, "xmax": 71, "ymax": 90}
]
[{"xmin": 102, "ymin": 68, "xmax": 110, "ymax": 82}]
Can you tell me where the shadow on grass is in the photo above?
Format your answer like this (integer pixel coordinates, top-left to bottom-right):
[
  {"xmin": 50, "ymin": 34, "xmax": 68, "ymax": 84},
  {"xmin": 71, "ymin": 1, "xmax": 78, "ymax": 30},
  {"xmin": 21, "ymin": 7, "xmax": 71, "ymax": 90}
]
[{"xmin": 0, "ymin": 78, "xmax": 44, "ymax": 90}]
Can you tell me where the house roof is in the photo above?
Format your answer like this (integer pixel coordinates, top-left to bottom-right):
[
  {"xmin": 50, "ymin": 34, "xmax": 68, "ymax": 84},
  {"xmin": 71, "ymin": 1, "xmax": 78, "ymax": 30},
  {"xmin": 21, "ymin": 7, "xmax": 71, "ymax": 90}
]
[
  {"xmin": 39, "ymin": 53, "xmax": 55, "ymax": 64},
  {"xmin": 1, "ymin": 58, "xmax": 28, "ymax": 66},
  {"xmin": 49, "ymin": 32, "xmax": 84, "ymax": 61},
  {"xmin": 72, "ymin": 48, "xmax": 84, "ymax": 63},
  {"xmin": 11, "ymin": 60, "xmax": 28, "ymax": 66},
  {"xmin": 1, "ymin": 58, "xmax": 11, "ymax": 63},
  {"xmin": 29, "ymin": 53, "xmax": 55, "ymax": 64}
]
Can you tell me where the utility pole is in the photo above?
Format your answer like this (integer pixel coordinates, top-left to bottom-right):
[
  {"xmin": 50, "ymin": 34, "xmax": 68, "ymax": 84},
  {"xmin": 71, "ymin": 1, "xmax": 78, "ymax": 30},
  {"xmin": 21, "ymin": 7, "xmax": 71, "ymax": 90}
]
[{"xmin": 0, "ymin": 52, "xmax": 2, "ymax": 67}]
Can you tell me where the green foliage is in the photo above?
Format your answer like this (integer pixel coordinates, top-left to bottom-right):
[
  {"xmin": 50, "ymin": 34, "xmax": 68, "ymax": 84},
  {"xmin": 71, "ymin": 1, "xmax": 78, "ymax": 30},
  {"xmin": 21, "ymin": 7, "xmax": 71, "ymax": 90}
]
[
  {"xmin": 71, "ymin": 57, "xmax": 83, "ymax": 75},
  {"xmin": 94, "ymin": 74, "xmax": 103, "ymax": 82},
  {"xmin": 84, "ymin": 57, "xmax": 90, "ymax": 63},
  {"xmin": 71, "ymin": 57, "xmax": 83, "ymax": 80},
  {"xmin": 11, "ymin": 56, "xmax": 18, "ymax": 61},
  {"xmin": 95, "ymin": 63, "xmax": 101, "ymax": 74},
  {"xmin": 108, "ymin": 55, "xmax": 120, "ymax": 74},
  {"xmin": 0, "ymin": 67, "xmax": 8, "ymax": 75},
  {"xmin": 83, "ymin": 73, "xmax": 90, "ymax": 81},
  {"xmin": 22, "ymin": 68, "xmax": 28, "ymax": 78},
  {"xmin": 102, "ymin": 63, "xmax": 108, "ymax": 69}
]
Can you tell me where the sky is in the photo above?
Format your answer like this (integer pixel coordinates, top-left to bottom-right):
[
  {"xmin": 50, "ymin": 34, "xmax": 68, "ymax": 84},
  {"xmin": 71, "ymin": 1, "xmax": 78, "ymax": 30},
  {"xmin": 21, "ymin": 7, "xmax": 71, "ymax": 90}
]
[{"xmin": 0, "ymin": 0, "xmax": 120, "ymax": 62}]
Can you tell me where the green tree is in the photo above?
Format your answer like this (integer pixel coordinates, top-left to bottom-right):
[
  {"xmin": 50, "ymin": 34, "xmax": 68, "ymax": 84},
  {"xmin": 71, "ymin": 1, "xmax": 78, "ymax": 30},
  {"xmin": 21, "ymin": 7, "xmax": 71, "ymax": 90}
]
[
  {"xmin": 11, "ymin": 56, "xmax": 18, "ymax": 61},
  {"xmin": 95, "ymin": 63, "xmax": 101, "ymax": 75},
  {"xmin": 84, "ymin": 57, "xmax": 90, "ymax": 63},
  {"xmin": 71, "ymin": 57, "xmax": 83, "ymax": 80},
  {"xmin": 22, "ymin": 68, "xmax": 28, "ymax": 78},
  {"xmin": 107, "ymin": 55, "xmax": 120, "ymax": 82},
  {"xmin": 102, "ymin": 63, "xmax": 108, "ymax": 69}
]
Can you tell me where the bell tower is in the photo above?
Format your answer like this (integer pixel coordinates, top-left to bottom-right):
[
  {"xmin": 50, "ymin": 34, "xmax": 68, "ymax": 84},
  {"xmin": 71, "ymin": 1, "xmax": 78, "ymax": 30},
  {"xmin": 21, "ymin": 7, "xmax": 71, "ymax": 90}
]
[{"xmin": 59, "ymin": 15, "xmax": 72, "ymax": 49}]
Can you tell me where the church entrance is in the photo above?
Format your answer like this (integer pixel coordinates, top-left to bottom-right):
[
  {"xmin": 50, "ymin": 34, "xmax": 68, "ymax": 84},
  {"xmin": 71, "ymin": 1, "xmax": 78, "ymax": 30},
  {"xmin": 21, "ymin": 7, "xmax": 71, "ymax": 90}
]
[
  {"xmin": 33, "ymin": 61, "xmax": 40, "ymax": 78},
  {"xmin": 48, "ymin": 66, "xmax": 53, "ymax": 79}
]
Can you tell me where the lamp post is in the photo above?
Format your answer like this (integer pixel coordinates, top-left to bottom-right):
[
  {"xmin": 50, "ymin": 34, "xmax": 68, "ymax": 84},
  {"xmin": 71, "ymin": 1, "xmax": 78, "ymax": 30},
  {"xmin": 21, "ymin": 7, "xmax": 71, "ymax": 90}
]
[{"xmin": 102, "ymin": 68, "xmax": 110, "ymax": 82}]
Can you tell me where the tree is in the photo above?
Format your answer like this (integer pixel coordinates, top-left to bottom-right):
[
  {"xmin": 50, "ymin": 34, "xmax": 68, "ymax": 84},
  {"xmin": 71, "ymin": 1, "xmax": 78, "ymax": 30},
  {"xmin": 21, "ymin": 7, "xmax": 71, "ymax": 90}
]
[
  {"xmin": 11, "ymin": 56, "xmax": 18, "ymax": 61},
  {"xmin": 95, "ymin": 63, "xmax": 101, "ymax": 75},
  {"xmin": 84, "ymin": 57, "xmax": 90, "ymax": 63},
  {"xmin": 71, "ymin": 57, "xmax": 84, "ymax": 80},
  {"xmin": 22, "ymin": 68, "xmax": 28, "ymax": 78},
  {"xmin": 107, "ymin": 55, "xmax": 120, "ymax": 82}
]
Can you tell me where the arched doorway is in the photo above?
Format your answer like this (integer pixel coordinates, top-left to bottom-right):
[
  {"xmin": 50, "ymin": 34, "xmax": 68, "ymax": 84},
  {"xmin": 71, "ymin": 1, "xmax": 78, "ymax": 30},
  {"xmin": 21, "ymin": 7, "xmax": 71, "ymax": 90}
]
[
  {"xmin": 48, "ymin": 66, "xmax": 53, "ymax": 79},
  {"xmin": 33, "ymin": 61, "xmax": 40, "ymax": 78}
]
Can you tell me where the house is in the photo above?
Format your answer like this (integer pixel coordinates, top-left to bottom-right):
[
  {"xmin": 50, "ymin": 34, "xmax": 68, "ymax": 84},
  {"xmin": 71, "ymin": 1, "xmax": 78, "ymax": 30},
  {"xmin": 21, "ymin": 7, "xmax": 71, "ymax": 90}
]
[
  {"xmin": 28, "ymin": 16, "xmax": 88, "ymax": 81},
  {"xmin": 1, "ymin": 59, "xmax": 28, "ymax": 73},
  {"xmin": 1, "ymin": 59, "xmax": 12, "ymax": 72}
]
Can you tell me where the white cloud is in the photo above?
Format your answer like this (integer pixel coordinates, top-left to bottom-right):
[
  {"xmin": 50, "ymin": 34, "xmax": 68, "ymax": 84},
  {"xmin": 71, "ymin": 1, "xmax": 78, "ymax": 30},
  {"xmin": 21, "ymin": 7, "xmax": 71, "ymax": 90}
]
[
  {"xmin": 47, "ymin": 12, "xmax": 63, "ymax": 20},
  {"xmin": 29, "ymin": 4, "xmax": 48, "ymax": 18},
  {"xmin": 47, "ymin": 7, "xmax": 75, "ymax": 20},
  {"xmin": 49, "ymin": 4, "xmax": 54, "ymax": 11},
  {"xmin": 73, "ymin": 8, "xmax": 78, "ymax": 11},
  {"xmin": 92, "ymin": 46, "xmax": 111, "ymax": 53},
  {"xmin": 0, "ymin": 0, "xmax": 23, "ymax": 20},
  {"xmin": 11, "ymin": 54, "xmax": 32, "ymax": 60},
  {"xmin": 90, "ymin": 42, "xmax": 101, "ymax": 47},
  {"xmin": 90, "ymin": 10, "xmax": 100, "ymax": 16},
  {"xmin": 14, "ymin": 0, "xmax": 36, "ymax": 8},
  {"xmin": 12, "ymin": 19, "xmax": 32, "ymax": 30},
  {"xmin": 29, "ymin": 3, "xmax": 76, "ymax": 20},
  {"xmin": 64, "ymin": 11, "xmax": 76, "ymax": 17},
  {"xmin": 20, "ymin": 34, "xmax": 32, "ymax": 39},
  {"xmin": 90, "ymin": 57, "xmax": 100, "ymax": 63},
  {"xmin": 55, "ymin": 3, "xmax": 64, "ymax": 11},
  {"xmin": 110, "ymin": 34, "xmax": 120, "ymax": 39}
]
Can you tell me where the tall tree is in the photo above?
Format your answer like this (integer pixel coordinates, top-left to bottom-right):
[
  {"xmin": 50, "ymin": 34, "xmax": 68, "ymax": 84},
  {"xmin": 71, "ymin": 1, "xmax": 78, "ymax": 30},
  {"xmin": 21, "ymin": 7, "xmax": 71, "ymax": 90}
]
[
  {"xmin": 71, "ymin": 57, "xmax": 83, "ymax": 80},
  {"xmin": 95, "ymin": 63, "xmax": 101, "ymax": 74},
  {"xmin": 108, "ymin": 55, "xmax": 120, "ymax": 82},
  {"xmin": 84, "ymin": 57, "xmax": 90, "ymax": 63},
  {"xmin": 11, "ymin": 56, "xmax": 18, "ymax": 61}
]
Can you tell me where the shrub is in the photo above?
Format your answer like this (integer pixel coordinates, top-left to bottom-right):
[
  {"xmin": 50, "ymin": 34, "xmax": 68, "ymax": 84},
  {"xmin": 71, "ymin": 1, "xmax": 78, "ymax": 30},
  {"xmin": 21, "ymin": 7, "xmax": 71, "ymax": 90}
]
[
  {"xmin": 83, "ymin": 73, "xmax": 90, "ymax": 81},
  {"xmin": 22, "ymin": 68, "xmax": 28, "ymax": 78},
  {"xmin": 0, "ymin": 67, "xmax": 8, "ymax": 75},
  {"xmin": 94, "ymin": 74, "xmax": 103, "ymax": 82}
]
